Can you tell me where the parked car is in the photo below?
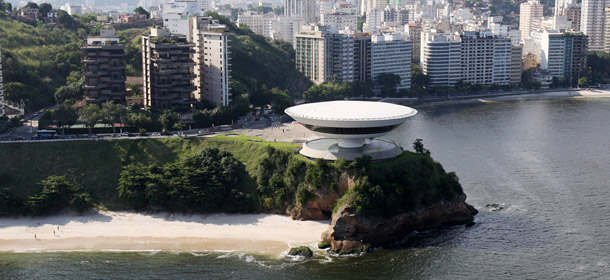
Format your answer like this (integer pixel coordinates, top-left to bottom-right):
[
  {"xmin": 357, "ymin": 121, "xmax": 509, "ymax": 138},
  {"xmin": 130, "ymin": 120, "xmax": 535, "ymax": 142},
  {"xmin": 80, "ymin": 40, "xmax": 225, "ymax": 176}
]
[{"xmin": 198, "ymin": 129, "xmax": 214, "ymax": 136}]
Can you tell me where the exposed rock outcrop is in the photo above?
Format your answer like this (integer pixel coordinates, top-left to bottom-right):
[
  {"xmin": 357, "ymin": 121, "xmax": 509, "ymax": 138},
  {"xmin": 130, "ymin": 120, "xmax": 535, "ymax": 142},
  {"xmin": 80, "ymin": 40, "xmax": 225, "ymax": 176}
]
[
  {"xmin": 286, "ymin": 246, "xmax": 314, "ymax": 259},
  {"xmin": 290, "ymin": 173, "xmax": 356, "ymax": 220},
  {"xmin": 321, "ymin": 194, "xmax": 478, "ymax": 254}
]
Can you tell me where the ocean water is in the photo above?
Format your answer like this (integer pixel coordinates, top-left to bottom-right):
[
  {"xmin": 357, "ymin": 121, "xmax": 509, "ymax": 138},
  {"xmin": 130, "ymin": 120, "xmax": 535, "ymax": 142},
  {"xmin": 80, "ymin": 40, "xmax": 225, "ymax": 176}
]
[{"xmin": 2, "ymin": 97, "xmax": 609, "ymax": 279}]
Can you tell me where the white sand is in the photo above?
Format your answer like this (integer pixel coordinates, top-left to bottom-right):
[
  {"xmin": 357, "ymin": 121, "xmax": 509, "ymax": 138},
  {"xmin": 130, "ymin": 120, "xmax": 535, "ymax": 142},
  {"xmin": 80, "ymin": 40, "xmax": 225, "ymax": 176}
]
[{"xmin": 0, "ymin": 211, "xmax": 330, "ymax": 255}]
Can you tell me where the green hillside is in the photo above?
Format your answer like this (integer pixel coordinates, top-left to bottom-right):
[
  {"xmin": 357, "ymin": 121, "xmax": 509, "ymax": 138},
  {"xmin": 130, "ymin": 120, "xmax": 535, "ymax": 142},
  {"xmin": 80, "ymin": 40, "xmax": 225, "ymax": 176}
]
[
  {"xmin": 0, "ymin": 17, "xmax": 83, "ymax": 110},
  {"xmin": 0, "ymin": 136, "xmax": 298, "ymax": 209}
]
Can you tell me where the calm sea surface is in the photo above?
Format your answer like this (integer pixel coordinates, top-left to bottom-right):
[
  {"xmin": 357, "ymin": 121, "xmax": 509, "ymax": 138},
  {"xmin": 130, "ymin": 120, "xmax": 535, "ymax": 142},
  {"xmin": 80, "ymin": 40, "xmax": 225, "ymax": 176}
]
[{"xmin": 2, "ymin": 97, "xmax": 609, "ymax": 279}]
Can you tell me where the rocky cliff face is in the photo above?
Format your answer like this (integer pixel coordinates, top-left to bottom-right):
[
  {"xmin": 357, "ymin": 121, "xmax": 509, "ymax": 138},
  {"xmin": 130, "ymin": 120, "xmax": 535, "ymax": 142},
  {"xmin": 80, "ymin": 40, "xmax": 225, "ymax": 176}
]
[
  {"xmin": 290, "ymin": 173, "xmax": 355, "ymax": 220},
  {"xmin": 321, "ymin": 194, "xmax": 478, "ymax": 254}
]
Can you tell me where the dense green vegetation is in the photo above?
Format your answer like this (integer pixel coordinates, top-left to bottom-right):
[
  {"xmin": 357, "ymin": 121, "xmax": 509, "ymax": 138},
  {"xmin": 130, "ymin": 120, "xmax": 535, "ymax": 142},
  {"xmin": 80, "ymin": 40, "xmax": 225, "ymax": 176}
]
[
  {"xmin": 117, "ymin": 148, "xmax": 253, "ymax": 213},
  {"xmin": 336, "ymin": 153, "xmax": 463, "ymax": 217},
  {"xmin": 117, "ymin": 28, "xmax": 148, "ymax": 76},
  {"xmin": 0, "ymin": 17, "xmax": 83, "ymax": 111},
  {"xmin": 0, "ymin": 136, "xmax": 464, "ymax": 218},
  {"xmin": 0, "ymin": 175, "xmax": 93, "ymax": 216},
  {"xmin": 0, "ymin": 136, "xmax": 300, "ymax": 213},
  {"xmin": 0, "ymin": 115, "xmax": 23, "ymax": 134}
]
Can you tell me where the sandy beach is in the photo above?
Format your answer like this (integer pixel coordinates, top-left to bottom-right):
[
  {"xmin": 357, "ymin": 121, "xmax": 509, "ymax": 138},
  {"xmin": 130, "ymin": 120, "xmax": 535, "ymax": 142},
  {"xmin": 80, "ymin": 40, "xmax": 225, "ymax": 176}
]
[{"xmin": 0, "ymin": 211, "xmax": 330, "ymax": 255}]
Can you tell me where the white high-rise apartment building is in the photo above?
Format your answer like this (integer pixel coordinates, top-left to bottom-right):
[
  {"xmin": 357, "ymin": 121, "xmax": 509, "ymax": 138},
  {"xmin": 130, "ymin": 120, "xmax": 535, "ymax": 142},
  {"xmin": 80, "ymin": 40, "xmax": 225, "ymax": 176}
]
[
  {"xmin": 320, "ymin": 0, "xmax": 335, "ymax": 18},
  {"xmin": 581, "ymin": 0, "xmax": 609, "ymax": 51},
  {"xmin": 366, "ymin": 0, "xmax": 389, "ymax": 13},
  {"xmin": 371, "ymin": 33, "xmax": 412, "ymax": 90},
  {"xmin": 295, "ymin": 26, "xmax": 375, "ymax": 84},
  {"xmin": 198, "ymin": 0, "xmax": 212, "ymax": 12},
  {"xmin": 364, "ymin": 9, "xmax": 383, "ymax": 33},
  {"xmin": 540, "ymin": 31, "xmax": 566, "ymax": 77},
  {"xmin": 295, "ymin": 25, "xmax": 333, "ymax": 84},
  {"xmin": 555, "ymin": 0, "xmax": 574, "ymax": 16},
  {"xmin": 0, "ymin": 45, "xmax": 4, "ymax": 117},
  {"xmin": 285, "ymin": 0, "xmax": 317, "ymax": 23},
  {"xmin": 331, "ymin": 32, "xmax": 356, "ymax": 82},
  {"xmin": 321, "ymin": 12, "xmax": 358, "ymax": 31},
  {"xmin": 270, "ymin": 17, "xmax": 306, "ymax": 43},
  {"xmin": 237, "ymin": 12, "xmax": 275, "ymax": 37},
  {"xmin": 190, "ymin": 16, "xmax": 231, "ymax": 106},
  {"xmin": 520, "ymin": 0, "xmax": 544, "ymax": 41},
  {"xmin": 161, "ymin": 0, "xmax": 202, "ymax": 37},
  {"xmin": 605, "ymin": 7, "xmax": 610, "ymax": 52},
  {"xmin": 420, "ymin": 31, "xmax": 462, "ymax": 87},
  {"xmin": 460, "ymin": 31, "xmax": 512, "ymax": 86},
  {"xmin": 539, "ymin": 30, "xmax": 588, "ymax": 77}
]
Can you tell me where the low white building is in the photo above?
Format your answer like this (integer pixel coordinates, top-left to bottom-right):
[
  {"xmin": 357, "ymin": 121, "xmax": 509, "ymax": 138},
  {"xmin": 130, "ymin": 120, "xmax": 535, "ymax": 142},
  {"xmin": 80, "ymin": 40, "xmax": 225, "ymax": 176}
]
[
  {"xmin": 61, "ymin": 3, "xmax": 83, "ymax": 15},
  {"xmin": 161, "ymin": 0, "xmax": 202, "ymax": 37}
]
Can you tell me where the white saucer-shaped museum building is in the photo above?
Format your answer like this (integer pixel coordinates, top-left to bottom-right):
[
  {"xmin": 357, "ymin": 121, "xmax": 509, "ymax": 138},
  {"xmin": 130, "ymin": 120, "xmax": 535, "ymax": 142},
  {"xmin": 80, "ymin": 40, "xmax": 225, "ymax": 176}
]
[{"xmin": 285, "ymin": 101, "xmax": 417, "ymax": 161}]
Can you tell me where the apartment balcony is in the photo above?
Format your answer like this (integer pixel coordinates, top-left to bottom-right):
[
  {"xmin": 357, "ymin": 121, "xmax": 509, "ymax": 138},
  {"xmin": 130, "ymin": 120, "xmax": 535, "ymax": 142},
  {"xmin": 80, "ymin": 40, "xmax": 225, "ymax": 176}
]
[
  {"xmin": 109, "ymin": 91, "xmax": 127, "ymax": 96},
  {"xmin": 84, "ymin": 83, "xmax": 109, "ymax": 89},
  {"xmin": 151, "ymin": 83, "xmax": 173, "ymax": 88}
]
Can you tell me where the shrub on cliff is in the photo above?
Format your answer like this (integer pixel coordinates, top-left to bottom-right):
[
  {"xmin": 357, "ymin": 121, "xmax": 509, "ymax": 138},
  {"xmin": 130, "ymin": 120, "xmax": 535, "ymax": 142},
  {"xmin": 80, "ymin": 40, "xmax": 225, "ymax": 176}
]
[
  {"xmin": 337, "ymin": 152, "xmax": 465, "ymax": 217},
  {"xmin": 253, "ymin": 147, "xmax": 343, "ymax": 212}
]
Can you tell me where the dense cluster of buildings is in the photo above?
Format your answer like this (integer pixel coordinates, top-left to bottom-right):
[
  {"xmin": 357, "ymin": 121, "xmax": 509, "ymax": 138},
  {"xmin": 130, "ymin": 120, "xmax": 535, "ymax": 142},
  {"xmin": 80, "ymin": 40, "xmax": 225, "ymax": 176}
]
[
  {"xmin": 83, "ymin": 15, "xmax": 230, "ymax": 112},
  {"xmin": 275, "ymin": 0, "xmax": 600, "ymax": 90},
  {"xmin": 294, "ymin": 26, "xmax": 411, "ymax": 92},
  {"xmin": 16, "ymin": 0, "xmax": 610, "ymax": 114}
]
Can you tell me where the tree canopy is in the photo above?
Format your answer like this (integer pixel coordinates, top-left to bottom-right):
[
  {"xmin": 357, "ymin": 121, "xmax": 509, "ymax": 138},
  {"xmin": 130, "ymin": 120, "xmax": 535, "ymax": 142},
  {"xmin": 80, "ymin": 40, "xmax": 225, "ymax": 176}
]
[{"xmin": 134, "ymin": 6, "xmax": 150, "ymax": 19}]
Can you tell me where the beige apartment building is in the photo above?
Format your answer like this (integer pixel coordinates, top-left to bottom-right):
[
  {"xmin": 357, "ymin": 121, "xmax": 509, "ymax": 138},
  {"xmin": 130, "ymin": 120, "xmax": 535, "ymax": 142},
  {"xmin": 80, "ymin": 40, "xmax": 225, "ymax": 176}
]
[{"xmin": 189, "ymin": 16, "xmax": 232, "ymax": 107}]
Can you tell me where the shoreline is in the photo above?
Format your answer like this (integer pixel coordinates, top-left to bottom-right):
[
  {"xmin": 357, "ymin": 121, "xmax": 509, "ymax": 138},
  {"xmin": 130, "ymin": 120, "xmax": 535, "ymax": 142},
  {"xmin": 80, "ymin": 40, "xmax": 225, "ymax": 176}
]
[
  {"xmin": 0, "ymin": 211, "xmax": 330, "ymax": 256},
  {"xmin": 398, "ymin": 89, "xmax": 610, "ymax": 108}
]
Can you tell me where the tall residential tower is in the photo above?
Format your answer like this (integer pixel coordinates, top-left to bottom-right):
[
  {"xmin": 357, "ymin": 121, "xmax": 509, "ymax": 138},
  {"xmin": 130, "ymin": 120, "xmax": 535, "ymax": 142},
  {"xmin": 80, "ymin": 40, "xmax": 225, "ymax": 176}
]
[
  {"xmin": 82, "ymin": 27, "xmax": 127, "ymax": 105},
  {"xmin": 520, "ymin": 0, "xmax": 544, "ymax": 41},
  {"xmin": 190, "ymin": 16, "xmax": 232, "ymax": 107},
  {"xmin": 142, "ymin": 27, "xmax": 196, "ymax": 111},
  {"xmin": 581, "ymin": 0, "xmax": 609, "ymax": 51}
]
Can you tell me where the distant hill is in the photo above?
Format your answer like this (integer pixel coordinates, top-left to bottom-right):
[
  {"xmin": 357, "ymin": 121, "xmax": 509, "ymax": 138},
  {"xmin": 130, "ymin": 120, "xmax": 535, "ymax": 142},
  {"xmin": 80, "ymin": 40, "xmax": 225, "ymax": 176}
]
[
  {"xmin": 207, "ymin": 12, "xmax": 312, "ymax": 98},
  {"xmin": 0, "ymin": 17, "xmax": 83, "ymax": 110}
]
